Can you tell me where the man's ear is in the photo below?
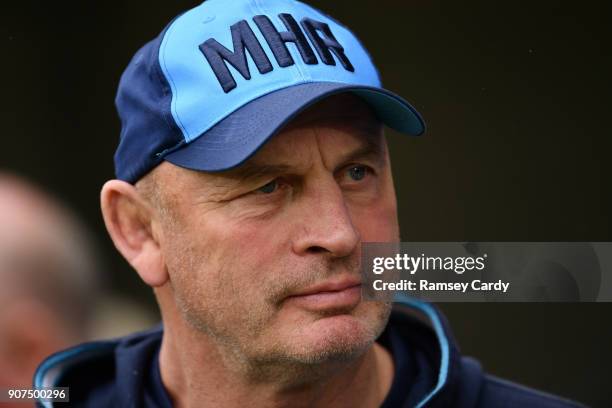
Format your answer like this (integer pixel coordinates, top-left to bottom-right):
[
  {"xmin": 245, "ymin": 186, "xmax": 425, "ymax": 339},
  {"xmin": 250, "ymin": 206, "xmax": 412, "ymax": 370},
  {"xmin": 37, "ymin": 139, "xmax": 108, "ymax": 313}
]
[{"xmin": 100, "ymin": 180, "xmax": 168, "ymax": 287}]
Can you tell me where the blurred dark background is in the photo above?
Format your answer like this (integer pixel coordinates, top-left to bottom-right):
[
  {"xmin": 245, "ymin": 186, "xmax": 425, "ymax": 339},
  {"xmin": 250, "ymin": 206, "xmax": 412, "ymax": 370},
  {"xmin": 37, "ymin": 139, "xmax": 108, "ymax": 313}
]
[{"xmin": 2, "ymin": 1, "xmax": 610, "ymax": 406}]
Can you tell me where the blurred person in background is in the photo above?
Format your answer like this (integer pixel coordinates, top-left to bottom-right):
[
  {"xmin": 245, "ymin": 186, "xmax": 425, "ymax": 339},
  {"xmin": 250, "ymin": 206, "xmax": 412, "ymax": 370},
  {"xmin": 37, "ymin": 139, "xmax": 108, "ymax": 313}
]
[{"xmin": 0, "ymin": 172, "xmax": 100, "ymax": 395}]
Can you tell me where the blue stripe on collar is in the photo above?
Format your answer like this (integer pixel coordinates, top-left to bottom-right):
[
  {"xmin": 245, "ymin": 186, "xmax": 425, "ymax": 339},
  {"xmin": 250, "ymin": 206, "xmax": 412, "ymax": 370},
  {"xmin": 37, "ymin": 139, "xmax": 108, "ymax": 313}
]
[{"xmin": 394, "ymin": 294, "xmax": 450, "ymax": 408}]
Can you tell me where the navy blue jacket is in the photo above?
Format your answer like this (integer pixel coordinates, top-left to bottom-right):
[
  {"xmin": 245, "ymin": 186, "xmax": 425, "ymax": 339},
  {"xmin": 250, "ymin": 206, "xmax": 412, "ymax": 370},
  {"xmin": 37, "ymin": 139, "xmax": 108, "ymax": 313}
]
[{"xmin": 34, "ymin": 298, "xmax": 586, "ymax": 407}]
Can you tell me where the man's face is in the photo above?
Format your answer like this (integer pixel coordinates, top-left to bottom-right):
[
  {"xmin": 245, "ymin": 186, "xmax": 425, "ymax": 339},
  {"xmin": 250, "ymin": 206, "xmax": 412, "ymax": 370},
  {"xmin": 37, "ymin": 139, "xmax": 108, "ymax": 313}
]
[{"xmin": 153, "ymin": 94, "xmax": 399, "ymax": 369}]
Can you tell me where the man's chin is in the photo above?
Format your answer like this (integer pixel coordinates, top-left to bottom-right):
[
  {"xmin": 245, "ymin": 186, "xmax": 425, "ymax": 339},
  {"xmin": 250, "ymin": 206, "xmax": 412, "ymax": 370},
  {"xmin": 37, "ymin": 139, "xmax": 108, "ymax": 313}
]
[{"xmin": 280, "ymin": 309, "xmax": 388, "ymax": 365}]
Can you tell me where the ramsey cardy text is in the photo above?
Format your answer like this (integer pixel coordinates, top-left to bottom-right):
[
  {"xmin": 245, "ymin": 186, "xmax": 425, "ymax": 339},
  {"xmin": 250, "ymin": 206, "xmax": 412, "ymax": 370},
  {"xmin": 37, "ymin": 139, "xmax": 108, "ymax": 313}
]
[{"xmin": 372, "ymin": 279, "xmax": 510, "ymax": 293}]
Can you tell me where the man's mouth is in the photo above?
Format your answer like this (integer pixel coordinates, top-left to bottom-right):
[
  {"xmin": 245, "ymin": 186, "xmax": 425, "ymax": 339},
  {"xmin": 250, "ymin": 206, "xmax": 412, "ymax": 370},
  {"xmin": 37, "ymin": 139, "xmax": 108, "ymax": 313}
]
[{"xmin": 284, "ymin": 276, "xmax": 362, "ymax": 312}]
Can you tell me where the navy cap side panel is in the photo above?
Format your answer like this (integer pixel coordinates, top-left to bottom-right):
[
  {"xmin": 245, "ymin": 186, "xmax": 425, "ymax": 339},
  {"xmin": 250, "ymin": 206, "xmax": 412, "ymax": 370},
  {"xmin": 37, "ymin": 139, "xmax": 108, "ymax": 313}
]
[{"xmin": 114, "ymin": 20, "xmax": 184, "ymax": 183}]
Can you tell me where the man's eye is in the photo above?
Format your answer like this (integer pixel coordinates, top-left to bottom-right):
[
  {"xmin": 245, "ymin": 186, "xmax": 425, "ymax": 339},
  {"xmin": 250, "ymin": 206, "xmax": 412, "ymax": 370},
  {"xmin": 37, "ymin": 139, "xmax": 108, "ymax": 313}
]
[
  {"xmin": 347, "ymin": 165, "xmax": 369, "ymax": 181},
  {"xmin": 256, "ymin": 179, "xmax": 279, "ymax": 194}
]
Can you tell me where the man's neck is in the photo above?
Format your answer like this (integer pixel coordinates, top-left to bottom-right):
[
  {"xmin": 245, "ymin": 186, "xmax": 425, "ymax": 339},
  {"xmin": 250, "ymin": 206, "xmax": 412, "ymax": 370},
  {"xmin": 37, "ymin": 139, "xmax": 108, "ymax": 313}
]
[{"xmin": 158, "ymin": 317, "xmax": 394, "ymax": 408}]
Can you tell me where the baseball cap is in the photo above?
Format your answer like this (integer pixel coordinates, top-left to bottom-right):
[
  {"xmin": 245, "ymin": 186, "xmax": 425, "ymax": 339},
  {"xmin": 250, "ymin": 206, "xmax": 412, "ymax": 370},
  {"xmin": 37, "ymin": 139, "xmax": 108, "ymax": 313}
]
[{"xmin": 114, "ymin": 0, "xmax": 425, "ymax": 183}]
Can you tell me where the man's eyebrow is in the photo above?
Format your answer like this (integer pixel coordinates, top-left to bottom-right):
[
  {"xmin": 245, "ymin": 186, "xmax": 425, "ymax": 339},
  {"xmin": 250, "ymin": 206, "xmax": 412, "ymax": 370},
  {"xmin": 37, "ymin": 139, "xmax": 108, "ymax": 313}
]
[
  {"xmin": 334, "ymin": 136, "xmax": 386, "ymax": 171},
  {"xmin": 226, "ymin": 162, "xmax": 293, "ymax": 181}
]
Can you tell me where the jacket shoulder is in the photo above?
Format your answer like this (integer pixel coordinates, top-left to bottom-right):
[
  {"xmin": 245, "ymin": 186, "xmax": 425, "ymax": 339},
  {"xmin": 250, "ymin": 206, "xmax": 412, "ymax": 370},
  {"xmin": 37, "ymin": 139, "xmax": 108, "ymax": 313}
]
[
  {"xmin": 34, "ymin": 340, "xmax": 117, "ymax": 407},
  {"xmin": 33, "ymin": 325, "xmax": 163, "ymax": 407},
  {"xmin": 477, "ymin": 374, "xmax": 587, "ymax": 408}
]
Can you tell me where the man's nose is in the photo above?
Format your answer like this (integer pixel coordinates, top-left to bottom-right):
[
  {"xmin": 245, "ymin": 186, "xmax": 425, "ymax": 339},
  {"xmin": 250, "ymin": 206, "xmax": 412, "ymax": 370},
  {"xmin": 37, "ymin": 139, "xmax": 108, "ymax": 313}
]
[{"xmin": 291, "ymin": 180, "xmax": 360, "ymax": 258}]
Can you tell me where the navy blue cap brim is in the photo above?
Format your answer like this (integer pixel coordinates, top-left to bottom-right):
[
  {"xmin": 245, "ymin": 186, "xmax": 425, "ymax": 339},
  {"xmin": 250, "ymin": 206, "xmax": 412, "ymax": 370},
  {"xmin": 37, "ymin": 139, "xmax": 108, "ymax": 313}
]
[{"xmin": 164, "ymin": 82, "xmax": 425, "ymax": 172}]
